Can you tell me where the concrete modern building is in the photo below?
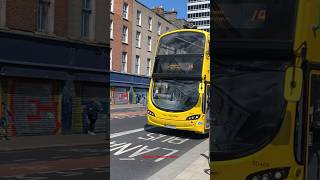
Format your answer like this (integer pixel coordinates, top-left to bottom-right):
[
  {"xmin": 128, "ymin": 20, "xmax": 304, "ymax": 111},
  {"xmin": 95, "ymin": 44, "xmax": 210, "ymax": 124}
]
[
  {"xmin": 0, "ymin": 0, "xmax": 108, "ymax": 136},
  {"xmin": 187, "ymin": 0, "xmax": 210, "ymax": 31}
]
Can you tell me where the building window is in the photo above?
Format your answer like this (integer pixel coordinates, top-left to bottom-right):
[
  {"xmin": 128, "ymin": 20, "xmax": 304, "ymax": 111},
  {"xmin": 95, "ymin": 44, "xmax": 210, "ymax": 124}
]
[
  {"xmin": 37, "ymin": 0, "xmax": 51, "ymax": 32},
  {"xmin": 81, "ymin": 0, "xmax": 92, "ymax": 37},
  {"xmin": 123, "ymin": 3, "xmax": 128, "ymax": 19},
  {"xmin": 110, "ymin": 20, "xmax": 113, "ymax": 39},
  {"xmin": 122, "ymin": 26, "xmax": 128, "ymax": 43},
  {"xmin": 148, "ymin": 17, "xmax": 152, "ymax": 31},
  {"xmin": 110, "ymin": 49, "xmax": 112, "ymax": 70},
  {"xmin": 110, "ymin": 0, "xmax": 114, "ymax": 12},
  {"xmin": 147, "ymin": 36, "xmax": 152, "ymax": 51},
  {"xmin": 0, "ymin": 0, "xmax": 6, "ymax": 27},
  {"xmin": 135, "ymin": 55, "xmax": 140, "ymax": 74},
  {"xmin": 136, "ymin": 10, "xmax": 141, "ymax": 26},
  {"xmin": 136, "ymin": 31, "xmax": 141, "ymax": 48},
  {"xmin": 121, "ymin": 52, "xmax": 127, "ymax": 73},
  {"xmin": 147, "ymin": 58, "xmax": 151, "ymax": 76},
  {"xmin": 157, "ymin": 22, "xmax": 161, "ymax": 35}
]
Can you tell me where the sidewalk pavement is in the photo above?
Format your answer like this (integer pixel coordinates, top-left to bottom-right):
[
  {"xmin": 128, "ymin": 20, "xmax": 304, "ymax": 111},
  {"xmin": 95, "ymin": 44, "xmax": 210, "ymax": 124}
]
[
  {"xmin": 147, "ymin": 139, "xmax": 210, "ymax": 180},
  {"xmin": 110, "ymin": 103, "xmax": 146, "ymax": 110},
  {"xmin": 0, "ymin": 133, "xmax": 107, "ymax": 151}
]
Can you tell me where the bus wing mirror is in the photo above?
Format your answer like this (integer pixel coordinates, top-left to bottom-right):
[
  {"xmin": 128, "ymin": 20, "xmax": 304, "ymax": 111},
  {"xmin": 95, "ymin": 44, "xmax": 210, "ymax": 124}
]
[{"xmin": 284, "ymin": 67, "xmax": 303, "ymax": 102}]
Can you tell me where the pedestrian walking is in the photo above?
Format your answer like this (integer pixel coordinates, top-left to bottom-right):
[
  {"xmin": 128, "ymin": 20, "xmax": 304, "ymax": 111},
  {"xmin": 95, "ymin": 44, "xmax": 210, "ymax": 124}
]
[
  {"xmin": 0, "ymin": 102, "xmax": 11, "ymax": 140},
  {"xmin": 136, "ymin": 94, "xmax": 140, "ymax": 104},
  {"xmin": 85, "ymin": 98, "xmax": 102, "ymax": 135},
  {"xmin": 142, "ymin": 95, "xmax": 147, "ymax": 106},
  {"xmin": 82, "ymin": 109, "xmax": 90, "ymax": 134}
]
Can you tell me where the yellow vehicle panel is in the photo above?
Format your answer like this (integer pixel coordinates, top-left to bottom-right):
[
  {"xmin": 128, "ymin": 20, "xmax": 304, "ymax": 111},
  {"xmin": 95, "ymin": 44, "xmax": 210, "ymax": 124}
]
[{"xmin": 147, "ymin": 29, "xmax": 210, "ymax": 134}]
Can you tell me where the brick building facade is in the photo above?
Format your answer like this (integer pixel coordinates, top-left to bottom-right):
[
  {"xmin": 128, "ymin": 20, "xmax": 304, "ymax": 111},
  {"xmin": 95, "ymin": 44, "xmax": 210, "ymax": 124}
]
[
  {"xmin": 110, "ymin": 0, "xmax": 189, "ymax": 105},
  {"xmin": 0, "ymin": 0, "xmax": 109, "ymax": 136},
  {"xmin": 110, "ymin": 0, "xmax": 133, "ymax": 73}
]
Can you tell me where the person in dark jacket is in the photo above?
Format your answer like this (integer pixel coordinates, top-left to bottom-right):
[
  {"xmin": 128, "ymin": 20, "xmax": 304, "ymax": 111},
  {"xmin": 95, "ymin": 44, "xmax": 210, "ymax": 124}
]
[
  {"xmin": 0, "ymin": 102, "xmax": 11, "ymax": 140},
  {"xmin": 142, "ymin": 95, "xmax": 146, "ymax": 106},
  {"xmin": 85, "ymin": 98, "xmax": 102, "ymax": 135}
]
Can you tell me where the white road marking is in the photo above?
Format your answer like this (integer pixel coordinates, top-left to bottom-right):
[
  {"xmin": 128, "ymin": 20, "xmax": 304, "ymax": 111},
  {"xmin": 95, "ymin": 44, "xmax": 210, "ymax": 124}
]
[
  {"xmin": 38, "ymin": 171, "xmax": 57, "ymax": 174},
  {"xmin": 119, "ymin": 158, "xmax": 135, "ymax": 160},
  {"xmin": 69, "ymin": 168, "xmax": 85, "ymax": 171},
  {"xmin": 6, "ymin": 176, "xmax": 48, "ymax": 180},
  {"xmin": 61, "ymin": 172, "xmax": 84, "ymax": 177},
  {"xmin": 110, "ymin": 126, "xmax": 156, "ymax": 139},
  {"xmin": 51, "ymin": 156, "xmax": 69, "ymax": 159},
  {"xmin": 13, "ymin": 158, "xmax": 36, "ymax": 162},
  {"xmin": 55, "ymin": 171, "xmax": 83, "ymax": 176}
]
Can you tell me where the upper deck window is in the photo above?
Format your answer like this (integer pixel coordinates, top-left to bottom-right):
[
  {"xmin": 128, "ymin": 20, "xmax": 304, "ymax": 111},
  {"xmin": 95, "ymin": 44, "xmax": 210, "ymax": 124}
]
[
  {"xmin": 157, "ymin": 32, "xmax": 205, "ymax": 55},
  {"xmin": 212, "ymin": 0, "xmax": 297, "ymax": 41}
]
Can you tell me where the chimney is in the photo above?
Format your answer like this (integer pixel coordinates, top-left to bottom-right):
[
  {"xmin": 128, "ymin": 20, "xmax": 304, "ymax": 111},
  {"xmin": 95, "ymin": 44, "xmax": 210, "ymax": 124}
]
[
  {"xmin": 152, "ymin": 5, "xmax": 165, "ymax": 16},
  {"xmin": 164, "ymin": 9, "xmax": 177, "ymax": 21}
]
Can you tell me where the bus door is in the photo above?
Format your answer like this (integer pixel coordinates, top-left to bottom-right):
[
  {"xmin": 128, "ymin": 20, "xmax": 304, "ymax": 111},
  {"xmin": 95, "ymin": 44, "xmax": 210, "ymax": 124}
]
[
  {"xmin": 202, "ymin": 83, "xmax": 210, "ymax": 130},
  {"xmin": 306, "ymin": 71, "xmax": 320, "ymax": 180}
]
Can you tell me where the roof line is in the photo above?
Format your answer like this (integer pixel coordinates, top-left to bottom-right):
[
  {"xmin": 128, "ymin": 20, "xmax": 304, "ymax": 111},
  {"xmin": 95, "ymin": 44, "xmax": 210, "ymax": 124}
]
[{"xmin": 134, "ymin": 0, "xmax": 180, "ymax": 28}]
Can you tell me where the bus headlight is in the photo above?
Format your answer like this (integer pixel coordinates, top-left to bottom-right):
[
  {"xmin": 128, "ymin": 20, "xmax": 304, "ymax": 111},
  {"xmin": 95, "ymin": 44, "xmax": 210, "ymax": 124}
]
[
  {"xmin": 186, "ymin": 115, "xmax": 201, "ymax": 120},
  {"xmin": 246, "ymin": 167, "xmax": 290, "ymax": 180},
  {"xmin": 147, "ymin": 110, "xmax": 155, "ymax": 117}
]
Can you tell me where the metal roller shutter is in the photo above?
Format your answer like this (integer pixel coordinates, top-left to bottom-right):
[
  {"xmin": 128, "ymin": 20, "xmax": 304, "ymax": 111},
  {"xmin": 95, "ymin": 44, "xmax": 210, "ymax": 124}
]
[{"xmin": 9, "ymin": 80, "xmax": 60, "ymax": 136}]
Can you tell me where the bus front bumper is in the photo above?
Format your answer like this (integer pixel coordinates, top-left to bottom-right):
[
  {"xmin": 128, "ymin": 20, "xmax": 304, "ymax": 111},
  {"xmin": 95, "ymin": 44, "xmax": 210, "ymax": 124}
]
[{"xmin": 147, "ymin": 115, "xmax": 206, "ymax": 134}]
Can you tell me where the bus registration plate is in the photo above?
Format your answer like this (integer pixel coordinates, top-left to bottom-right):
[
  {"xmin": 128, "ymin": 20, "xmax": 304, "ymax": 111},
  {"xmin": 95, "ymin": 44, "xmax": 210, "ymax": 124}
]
[{"xmin": 165, "ymin": 125, "xmax": 176, "ymax": 129}]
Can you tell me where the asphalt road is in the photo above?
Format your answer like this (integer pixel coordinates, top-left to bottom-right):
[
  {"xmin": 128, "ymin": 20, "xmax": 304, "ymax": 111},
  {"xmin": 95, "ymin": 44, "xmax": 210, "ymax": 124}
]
[
  {"xmin": 0, "ymin": 144, "xmax": 108, "ymax": 180},
  {"xmin": 110, "ymin": 108, "xmax": 208, "ymax": 180}
]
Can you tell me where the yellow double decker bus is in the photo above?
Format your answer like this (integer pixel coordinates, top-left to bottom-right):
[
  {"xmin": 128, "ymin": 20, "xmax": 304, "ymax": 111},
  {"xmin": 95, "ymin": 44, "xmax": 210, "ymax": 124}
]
[
  {"xmin": 211, "ymin": 0, "xmax": 320, "ymax": 179},
  {"xmin": 147, "ymin": 29, "xmax": 210, "ymax": 134}
]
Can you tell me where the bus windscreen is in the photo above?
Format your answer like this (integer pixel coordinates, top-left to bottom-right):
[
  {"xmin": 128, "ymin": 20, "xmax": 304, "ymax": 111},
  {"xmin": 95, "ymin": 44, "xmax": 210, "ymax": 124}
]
[
  {"xmin": 153, "ymin": 32, "xmax": 205, "ymax": 78},
  {"xmin": 212, "ymin": 0, "xmax": 298, "ymax": 41}
]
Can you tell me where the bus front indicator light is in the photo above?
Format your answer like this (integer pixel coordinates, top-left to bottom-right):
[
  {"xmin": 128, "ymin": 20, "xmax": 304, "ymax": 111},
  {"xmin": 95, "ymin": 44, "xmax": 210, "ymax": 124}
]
[
  {"xmin": 147, "ymin": 110, "xmax": 155, "ymax": 117},
  {"xmin": 246, "ymin": 167, "xmax": 290, "ymax": 180},
  {"xmin": 251, "ymin": 176, "xmax": 260, "ymax": 180},
  {"xmin": 262, "ymin": 174, "xmax": 270, "ymax": 180},
  {"xmin": 186, "ymin": 115, "xmax": 201, "ymax": 120},
  {"xmin": 274, "ymin": 171, "xmax": 282, "ymax": 179}
]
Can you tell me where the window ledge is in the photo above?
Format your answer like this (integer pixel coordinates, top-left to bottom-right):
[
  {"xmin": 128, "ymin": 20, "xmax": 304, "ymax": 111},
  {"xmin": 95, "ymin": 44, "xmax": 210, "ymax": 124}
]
[
  {"xmin": 0, "ymin": 26, "xmax": 9, "ymax": 30},
  {"xmin": 34, "ymin": 31, "xmax": 56, "ymax": 37}
]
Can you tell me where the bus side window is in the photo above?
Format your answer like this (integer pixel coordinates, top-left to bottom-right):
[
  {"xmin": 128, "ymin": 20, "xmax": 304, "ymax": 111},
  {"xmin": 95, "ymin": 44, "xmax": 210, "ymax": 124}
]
[
  {"xmin": 307, "ymin": 74, "xmax": 320, "ymax": 180},
  {"xmin": 313, "ymin": 102, "xmax": 320, "ymax": 129},
  {"xmin": 311, "ymin": 77, "xmax": 320, "ymax": 130}
]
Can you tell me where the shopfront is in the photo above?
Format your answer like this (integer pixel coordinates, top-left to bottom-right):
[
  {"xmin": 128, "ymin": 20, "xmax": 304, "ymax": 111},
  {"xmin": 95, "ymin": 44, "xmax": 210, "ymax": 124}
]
[
  {"xmin": 0, "ymin": 32, "xmax": 108, "ymax": 136},
  {"xmin": 110, "ymin": 72, "xmax": 150, "ymax": 105}
]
